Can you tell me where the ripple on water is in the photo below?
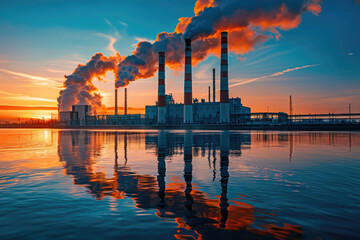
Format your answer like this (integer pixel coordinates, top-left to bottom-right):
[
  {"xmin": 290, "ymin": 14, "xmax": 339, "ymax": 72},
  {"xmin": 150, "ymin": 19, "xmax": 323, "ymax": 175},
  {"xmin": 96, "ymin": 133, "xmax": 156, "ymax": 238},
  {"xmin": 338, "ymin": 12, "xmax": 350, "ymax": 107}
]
[{"xmin": 0, "ymin": 129, "xmax": 359, "ymax": 239}]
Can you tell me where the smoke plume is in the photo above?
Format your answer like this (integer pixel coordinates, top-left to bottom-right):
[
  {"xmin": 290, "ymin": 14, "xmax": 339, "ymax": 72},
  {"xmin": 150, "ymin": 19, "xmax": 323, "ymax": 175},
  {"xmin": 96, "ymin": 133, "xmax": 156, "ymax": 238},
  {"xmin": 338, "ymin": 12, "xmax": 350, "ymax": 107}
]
[
  {"xmin": 114, "ymin": 0, "xmax": 322, "ymax": 87},
  {"xmin": 57, "ymin": 53, "xmax": 122, "ymax": 112},
  {"xmin": 58, "ymin": 0, "xmax": 322, "ymax": 112}
]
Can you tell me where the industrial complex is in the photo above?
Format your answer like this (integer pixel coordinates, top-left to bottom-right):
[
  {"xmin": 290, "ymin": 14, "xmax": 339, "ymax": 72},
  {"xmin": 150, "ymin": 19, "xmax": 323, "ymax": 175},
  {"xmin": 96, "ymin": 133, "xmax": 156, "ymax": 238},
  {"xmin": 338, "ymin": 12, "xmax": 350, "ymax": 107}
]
[
  {"xmin": 58, "ymin": 32, "xmax": 359, "ymax": 129},
  {"xmin": 59, "ymin": 31, "xmax": 255, "ymax": 126}
]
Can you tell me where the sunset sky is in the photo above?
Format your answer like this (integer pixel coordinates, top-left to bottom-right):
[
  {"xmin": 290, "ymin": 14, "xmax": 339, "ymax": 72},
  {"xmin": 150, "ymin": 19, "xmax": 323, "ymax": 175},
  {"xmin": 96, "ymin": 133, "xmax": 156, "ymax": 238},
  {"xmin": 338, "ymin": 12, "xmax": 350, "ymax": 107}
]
[{"xmin": 0, "ymin": 0, "xmax": 359, "ymax": 120}]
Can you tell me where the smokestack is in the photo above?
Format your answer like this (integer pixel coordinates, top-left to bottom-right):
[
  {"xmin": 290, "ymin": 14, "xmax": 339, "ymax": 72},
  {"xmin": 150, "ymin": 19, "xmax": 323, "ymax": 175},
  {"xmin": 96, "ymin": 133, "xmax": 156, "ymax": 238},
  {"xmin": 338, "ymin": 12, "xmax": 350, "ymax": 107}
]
[
  {"xmin": 184, "ymin": 39, "xmax": 193, "ymax": 124},
  {"xmin": 220, "ymin": 32, "xmax": 230, "ymax": 123},
  {"xmin": 208, "ymin": 86, "xmax": 211, "ymax": 102},
  {"xmin": 158, "ymin": 52, "xmax": 166, "ymax": 124},
  {"xmin": 124, "ymin": 88, "xmax": 127, "ymax": 115},
  {"xmin": 115, "ymin": 88, "xmax": 118, "ymax": 115},
  {"xmin": 213, "ymin": 68, "xmax": 216, "ymax": 102}
]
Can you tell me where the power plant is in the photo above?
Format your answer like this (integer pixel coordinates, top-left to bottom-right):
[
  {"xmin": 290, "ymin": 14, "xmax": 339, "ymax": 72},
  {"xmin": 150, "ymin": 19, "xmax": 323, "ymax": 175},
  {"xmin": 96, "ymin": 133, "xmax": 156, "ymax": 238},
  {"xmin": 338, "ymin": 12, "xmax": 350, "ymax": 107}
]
[
  {"xmin": 59, "ymin": 32, "xmax": 252, "ymax": 126},
  {"xmin": 146, "ymin": 32, "xmax": 250, "ymax": 125},
  {"xmin": 58, "ymin": 32, "xmax": 358, "ymax": 128}
]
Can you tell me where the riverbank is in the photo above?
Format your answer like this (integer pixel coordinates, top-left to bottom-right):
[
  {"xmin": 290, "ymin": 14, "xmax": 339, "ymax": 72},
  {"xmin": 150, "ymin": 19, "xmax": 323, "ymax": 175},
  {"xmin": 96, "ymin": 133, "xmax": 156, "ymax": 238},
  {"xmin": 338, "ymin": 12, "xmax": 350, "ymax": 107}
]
[{"xmin": 1, "ymin": 123, "xmax": 360, "ymax": 131}]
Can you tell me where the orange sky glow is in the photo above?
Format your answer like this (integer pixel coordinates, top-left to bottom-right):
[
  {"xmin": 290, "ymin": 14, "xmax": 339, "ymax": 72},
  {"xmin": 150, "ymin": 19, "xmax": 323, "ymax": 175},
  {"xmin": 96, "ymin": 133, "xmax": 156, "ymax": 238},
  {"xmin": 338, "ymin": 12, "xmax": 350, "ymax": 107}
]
[{"xmin": 0, "ymin": 0, "xmax": 359, "ymax": 121}]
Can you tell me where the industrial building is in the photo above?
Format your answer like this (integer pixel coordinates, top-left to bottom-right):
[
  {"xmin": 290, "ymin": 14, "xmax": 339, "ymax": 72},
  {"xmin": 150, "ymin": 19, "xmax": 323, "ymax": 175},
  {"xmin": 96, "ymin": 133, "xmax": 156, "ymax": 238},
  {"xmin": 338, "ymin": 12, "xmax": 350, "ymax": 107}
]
[
  {"xmin": 59, "ymin": 105, "xmax": 91, "ymax": 126},
  {"xmin": 145, "ymin": 95, "xmax": 250, "ymax": 124}
]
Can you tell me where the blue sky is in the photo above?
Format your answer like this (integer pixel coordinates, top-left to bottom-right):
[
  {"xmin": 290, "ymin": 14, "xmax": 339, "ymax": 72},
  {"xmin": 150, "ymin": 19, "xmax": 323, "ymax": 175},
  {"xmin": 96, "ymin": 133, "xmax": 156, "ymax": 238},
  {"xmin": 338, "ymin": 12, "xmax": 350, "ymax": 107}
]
[{"xmin": 0, "ymin": 0, "xmax": 359, "ymax": 119}]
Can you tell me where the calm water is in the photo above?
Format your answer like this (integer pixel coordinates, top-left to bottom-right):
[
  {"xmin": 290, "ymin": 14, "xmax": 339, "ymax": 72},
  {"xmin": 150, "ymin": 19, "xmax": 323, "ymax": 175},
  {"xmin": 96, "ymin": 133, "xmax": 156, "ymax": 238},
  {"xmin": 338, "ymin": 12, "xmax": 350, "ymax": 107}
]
[{"xmin": 0, "ymin": 129, "xmax": 359, "ymax": 240}]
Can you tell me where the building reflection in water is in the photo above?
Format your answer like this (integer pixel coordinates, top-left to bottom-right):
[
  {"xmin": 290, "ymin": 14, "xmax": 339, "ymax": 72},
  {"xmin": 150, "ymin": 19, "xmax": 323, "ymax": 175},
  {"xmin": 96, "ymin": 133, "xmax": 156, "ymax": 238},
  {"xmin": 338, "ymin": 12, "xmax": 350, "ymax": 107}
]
[{"xmin": 58, "ymin": 130, "xmax": 316, "ymax": 239}]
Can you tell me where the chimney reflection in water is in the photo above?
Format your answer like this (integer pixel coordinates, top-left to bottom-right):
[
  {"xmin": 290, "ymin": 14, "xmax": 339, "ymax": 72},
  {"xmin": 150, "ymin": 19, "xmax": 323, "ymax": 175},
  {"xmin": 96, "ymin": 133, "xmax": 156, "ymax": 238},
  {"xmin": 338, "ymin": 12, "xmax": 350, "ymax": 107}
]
[
  {"xmin": 124, "ymin": 132, "xmax": 128, "ymax": 165},
  {"xmin": 212, "ymin": 142, "xmax": 217, "ymax": 181},
  {"xmin": 207, "ymin": 141, "xmax": 211, "ymax": 169},
  {"xmin": 220, "ymin": 131, "xmax": 230, "ymax": 228},
  {"xmin": 184, "ymin": 131, "xmax": 194, "ymax": 214},
  {"xmin": 157, "ymin": 131, "xmax": 167, "ymax": 208},
  {"xmin": 114, "ymin": 132, "xmax": 118, "ymax": 166},
  {"xmin": 55, "ymin": 130, "xmax": 309, "ymax": 238}
]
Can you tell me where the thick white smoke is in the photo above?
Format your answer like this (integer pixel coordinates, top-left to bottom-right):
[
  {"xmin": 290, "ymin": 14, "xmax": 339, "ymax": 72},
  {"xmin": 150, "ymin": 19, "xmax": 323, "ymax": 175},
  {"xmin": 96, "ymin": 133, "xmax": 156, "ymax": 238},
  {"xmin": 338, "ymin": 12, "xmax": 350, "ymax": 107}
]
[{"xmin": 57, "ymin": 53, "xmax": 121, "ymax": 112}]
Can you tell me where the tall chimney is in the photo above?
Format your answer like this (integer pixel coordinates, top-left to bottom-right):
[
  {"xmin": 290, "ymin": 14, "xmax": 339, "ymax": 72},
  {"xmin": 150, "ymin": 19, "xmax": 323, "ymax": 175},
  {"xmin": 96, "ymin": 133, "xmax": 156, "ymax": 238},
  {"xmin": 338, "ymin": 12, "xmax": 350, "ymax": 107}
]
[
  {"xmin": 213, "ymin": 68, "xmax": 216, "ymax": 102},
  {"xmin": 158, "ymin": 52, "xmax": 166, "ymax": 124},
  {"xmin": 115, "ymin": 88, "xmax": 118, "ymax": 115},
  {"xmin": 220, "ymin": 32, "xmax": 230, "ymax": 123},
  {"xmin": 124, "ymin": 88, "xmax": 127, "ymax": 115},
  {"xmin": 208, "ymin": 86, "xmax": 211, "ymax": 102},
  {"xmin": 184, "ymin": 39, "xmax": 193, "ymax": 123}
]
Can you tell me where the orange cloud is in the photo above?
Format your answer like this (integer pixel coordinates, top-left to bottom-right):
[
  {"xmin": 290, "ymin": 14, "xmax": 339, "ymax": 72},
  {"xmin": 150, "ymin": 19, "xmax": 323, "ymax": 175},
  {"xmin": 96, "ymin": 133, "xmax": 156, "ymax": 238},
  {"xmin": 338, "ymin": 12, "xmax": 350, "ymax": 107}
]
[{"xmin": 194, "ymin": 0, "xmax": 215, "ymax": 15}]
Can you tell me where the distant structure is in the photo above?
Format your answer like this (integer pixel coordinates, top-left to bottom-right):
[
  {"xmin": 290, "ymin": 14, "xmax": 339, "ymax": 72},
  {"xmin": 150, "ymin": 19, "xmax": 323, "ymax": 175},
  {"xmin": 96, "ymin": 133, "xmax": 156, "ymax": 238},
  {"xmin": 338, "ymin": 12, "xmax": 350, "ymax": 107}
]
[{"xmin": 290, "ymin": 95, "xmax": 293, "ymax": 117}]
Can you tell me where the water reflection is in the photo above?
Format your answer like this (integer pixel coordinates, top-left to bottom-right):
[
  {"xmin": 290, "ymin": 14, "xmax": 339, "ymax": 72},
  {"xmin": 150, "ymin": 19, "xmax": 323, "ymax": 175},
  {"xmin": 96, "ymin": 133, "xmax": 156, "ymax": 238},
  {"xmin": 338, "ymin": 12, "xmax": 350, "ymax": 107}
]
[
  {"xmin": 1, "ymin": 129, "xmax": 359, "ymax": 239},
  {"xmin": 58, "ymin": 130, "xmax": 314, "ymax": 239},
  {"xmin": 220, "ymin": 131, "xmax": 229, "ymax": 229},
  {"xmin": 157, "ymin": 131, "xmax": 166, "ymax": 208}
]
